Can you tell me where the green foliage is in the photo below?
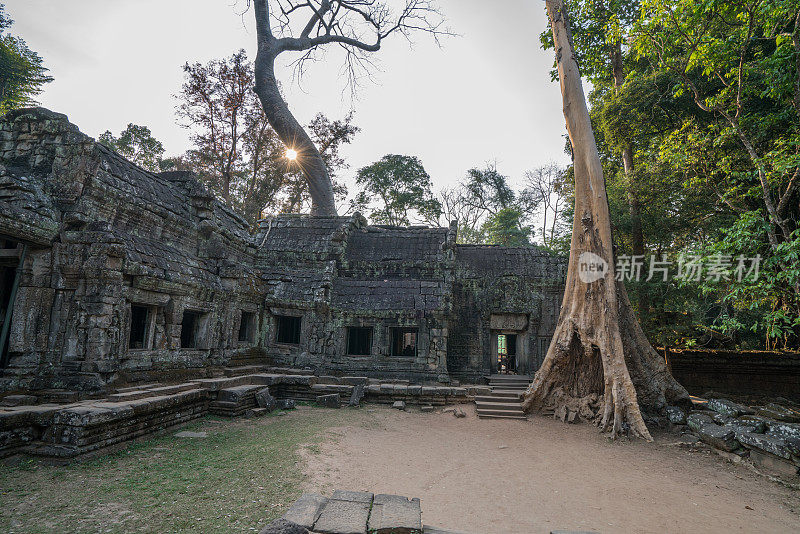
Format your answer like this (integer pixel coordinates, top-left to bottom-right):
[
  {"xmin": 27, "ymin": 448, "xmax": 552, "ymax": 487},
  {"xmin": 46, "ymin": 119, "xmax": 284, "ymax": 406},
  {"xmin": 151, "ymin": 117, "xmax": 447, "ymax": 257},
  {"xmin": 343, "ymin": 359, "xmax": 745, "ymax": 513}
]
[
  {"xmin": 0, "ymin": 4, "xmax": 53, "ymax": 114},
  {"xmin": 353, "ymin": 154, "xmax": 442, "ymax": 226},
  {"xmin": 99, "ymin": 124, "xmax": 166, "ymax": 173},
  {"xmin": 481, "ymin": 207, "xmax": 532, "ymax": 247},
  {"xmin": 549, "ymin": 0, "xmax": 800, "ymax": 349},
  {"xmin": 176, "ymin": 50, "xmax": 357, "ymax": 223}
]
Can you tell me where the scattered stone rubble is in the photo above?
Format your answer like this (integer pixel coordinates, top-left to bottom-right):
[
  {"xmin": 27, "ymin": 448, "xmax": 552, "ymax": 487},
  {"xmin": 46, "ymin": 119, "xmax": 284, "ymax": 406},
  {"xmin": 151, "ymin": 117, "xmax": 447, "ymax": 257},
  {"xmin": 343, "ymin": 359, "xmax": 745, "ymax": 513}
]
[{"xmin": 671, "ymin": 396, "xmax": 800, "ymax": 478}]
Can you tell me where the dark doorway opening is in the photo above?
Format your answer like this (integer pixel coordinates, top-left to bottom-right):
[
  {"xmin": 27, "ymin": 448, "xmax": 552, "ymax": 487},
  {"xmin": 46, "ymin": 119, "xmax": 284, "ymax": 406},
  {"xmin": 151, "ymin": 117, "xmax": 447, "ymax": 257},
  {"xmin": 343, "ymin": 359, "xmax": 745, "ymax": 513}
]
[
  {"xmin": 347, "ymin": 327, "xmax": 372, "ymax": 356},
  {"xmin": 180, "ymin": 310, "xmax": 201, "ymax": 349},
  {"xmin": 391, "ymin": 327, "xmax": 418, "ymax": 357},
  {"xmin": 0, "ymin": 239, "xmax": 22, "ymax": 370},
  {"xmin": 497, "ymin": 333, "xmax": 518, "ymax": 374},
  {"xmin": 129, "ymin": 305, "xmax": 150, "ymax": 349},
  {"xmin": 275, "ymin": 315, "xmax": 301, "ymax": 344},
  {"xmin": 238, "ymin": 311, "xmax": 256, "ymax": 343}
]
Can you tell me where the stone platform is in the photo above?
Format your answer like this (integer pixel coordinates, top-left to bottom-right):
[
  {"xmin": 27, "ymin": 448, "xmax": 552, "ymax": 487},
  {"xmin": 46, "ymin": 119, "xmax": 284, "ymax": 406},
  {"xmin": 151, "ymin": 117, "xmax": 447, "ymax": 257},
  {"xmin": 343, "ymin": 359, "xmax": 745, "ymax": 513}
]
[
  {"xmin": 0, "ymin": 367, "xmax": 488, "ymax": 460},
  {"xmin": 260, "ymin": 490, "xmax": 469, "ymax": 534}
]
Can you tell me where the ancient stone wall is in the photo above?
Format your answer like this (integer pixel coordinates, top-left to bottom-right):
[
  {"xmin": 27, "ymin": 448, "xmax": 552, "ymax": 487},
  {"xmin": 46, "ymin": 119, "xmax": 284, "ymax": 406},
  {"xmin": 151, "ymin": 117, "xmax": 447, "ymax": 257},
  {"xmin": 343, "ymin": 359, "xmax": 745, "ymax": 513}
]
[
  {"xmin": 0, "ymin": 108, "xmax": 263, "ymax": 393},
  {"xmin": 668, "ymin": 348, "xmax": 800, "ymax": 401},
  {"xmin": 448, "ymin": 245, "xmax": 566, "ymax": 381},
  {"xmin": 0, "ymin": 108, "xmax": 566, "ymax": 394}
]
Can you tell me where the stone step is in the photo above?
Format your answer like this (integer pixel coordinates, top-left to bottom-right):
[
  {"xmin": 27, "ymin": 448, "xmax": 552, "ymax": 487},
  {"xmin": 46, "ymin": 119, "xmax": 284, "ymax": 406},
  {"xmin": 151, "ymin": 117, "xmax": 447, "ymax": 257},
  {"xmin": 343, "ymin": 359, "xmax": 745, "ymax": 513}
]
[
  {"xmin": 476, "ymin": 412, "xmax": 528, "ymax": 420},
  {"xmin": 113, "ymin": 383, "xmax": 160, "ymax": 394},
  {"xmin": 475, "ymin": 394, "xmax": 520, "ymax": 403},
  {"xmin": 106, "ymin": 382, "xmax": 199, "ymax": 402},
  {"xmin": 477, "ymin": 406, "xmax": 525, "ymax": 417},
  {"xmin": 487, "ymin": 389, "xmax": 525, "ymax": 399},
  {"xmin": 475, "ymin": 400, "xmax": 524, "ymax": 410},
  {"xmin": 486, "ymin": 389, "xmax": 524, "ymax": 396},
  {"xmin": 489, "ymin": 375, "xmax": 531, "ymax": 381}
]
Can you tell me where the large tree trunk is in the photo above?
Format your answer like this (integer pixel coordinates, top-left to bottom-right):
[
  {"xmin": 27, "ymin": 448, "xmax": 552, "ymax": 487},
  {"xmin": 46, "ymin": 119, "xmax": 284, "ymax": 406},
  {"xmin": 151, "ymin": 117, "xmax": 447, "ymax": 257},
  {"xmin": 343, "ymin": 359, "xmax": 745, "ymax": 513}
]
[
  {"xmin": 252, "ymin": 0, "xmax": 337, "ymax": 216},
  {"xmin": 522, "ymin": 0, "xmax": 690, "ymax": 440}
]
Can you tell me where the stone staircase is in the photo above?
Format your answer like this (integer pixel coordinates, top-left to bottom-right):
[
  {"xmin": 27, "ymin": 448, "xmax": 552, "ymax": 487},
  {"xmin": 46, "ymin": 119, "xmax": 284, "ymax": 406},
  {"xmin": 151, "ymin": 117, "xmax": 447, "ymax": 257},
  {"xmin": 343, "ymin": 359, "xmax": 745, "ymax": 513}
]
[{"xmin": 475, "ymin": 374, "xmax": 532, "ymax": 420}]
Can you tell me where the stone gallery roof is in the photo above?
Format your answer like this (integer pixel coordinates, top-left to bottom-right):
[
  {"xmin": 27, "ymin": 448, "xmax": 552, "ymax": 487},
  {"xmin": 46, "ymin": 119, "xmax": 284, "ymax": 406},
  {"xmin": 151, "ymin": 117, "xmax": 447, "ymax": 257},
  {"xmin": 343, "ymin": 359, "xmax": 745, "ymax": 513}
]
[
  {"xmin": 456, "ymin": 244, "xmax": 566, "ymax": 281},
  {"xmin": 344, "ymin": 225, "xmax": 449, "ymax": 264}
]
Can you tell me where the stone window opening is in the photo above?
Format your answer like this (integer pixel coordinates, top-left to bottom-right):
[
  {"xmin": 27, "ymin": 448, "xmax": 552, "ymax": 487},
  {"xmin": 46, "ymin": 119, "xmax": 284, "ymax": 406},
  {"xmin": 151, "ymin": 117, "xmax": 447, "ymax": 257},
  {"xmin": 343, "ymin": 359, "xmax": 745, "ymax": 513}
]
[
  {"xmin": 128, "ymin": 304, "xmax": 153, "ymax": 350},
  {"xmin": 275, "ymin": 315, "xmax": 301, "ymax": 345},
  {"xmin": 238, "ymin": 311, "xmax": 256, "ymax": 344},
  {"xmin": 347, "ymin": 327, "xmax": 372, "ymax": 356},
  {"xmin": 390, "ymin": 327, "xmax": 418, "ymax": 358},
  {"xmin": 180, "ymin": 310, "xmax": 206, "ymax": 349}
]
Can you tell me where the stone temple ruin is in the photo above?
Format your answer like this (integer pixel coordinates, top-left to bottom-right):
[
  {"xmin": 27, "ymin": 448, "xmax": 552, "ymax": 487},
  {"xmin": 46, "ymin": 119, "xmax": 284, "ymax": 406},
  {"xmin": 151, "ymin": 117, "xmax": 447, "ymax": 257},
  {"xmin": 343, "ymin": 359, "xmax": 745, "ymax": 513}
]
[{"xmin": 0, "ymin": 108, "xmax": 566, "ymax": 458}]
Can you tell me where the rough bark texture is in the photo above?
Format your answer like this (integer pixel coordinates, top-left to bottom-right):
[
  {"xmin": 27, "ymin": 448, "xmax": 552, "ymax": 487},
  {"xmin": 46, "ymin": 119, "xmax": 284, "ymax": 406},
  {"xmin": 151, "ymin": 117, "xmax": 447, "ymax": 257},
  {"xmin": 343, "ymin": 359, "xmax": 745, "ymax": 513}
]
[
  {"xmin": 252, "ymin": 0, "xmax": 337, "ymax": 216},
  {"xmin": 522, "ymin": 0, "xmax": 690, "ymax": 440}
]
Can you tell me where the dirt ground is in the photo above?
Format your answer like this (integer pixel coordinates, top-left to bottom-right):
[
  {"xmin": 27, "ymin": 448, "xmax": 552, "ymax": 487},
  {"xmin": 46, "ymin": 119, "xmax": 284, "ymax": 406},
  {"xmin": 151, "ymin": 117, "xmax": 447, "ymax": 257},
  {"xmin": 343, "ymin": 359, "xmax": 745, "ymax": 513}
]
[{"xmin": 301, "ymin": 404, "xmax": 800, "ymax": 534}]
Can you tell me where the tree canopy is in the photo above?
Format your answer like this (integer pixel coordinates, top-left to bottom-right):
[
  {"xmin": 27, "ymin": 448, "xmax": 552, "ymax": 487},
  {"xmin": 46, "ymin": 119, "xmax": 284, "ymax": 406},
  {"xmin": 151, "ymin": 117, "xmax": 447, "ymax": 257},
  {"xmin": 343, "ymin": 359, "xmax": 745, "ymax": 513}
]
[
  {"xmin": 0, "ymin": 4, "xmax": 52, "ymax": 114},
  {"xmin": 353, "ymin": 154, "xmax": 441, "ymax": 226}
]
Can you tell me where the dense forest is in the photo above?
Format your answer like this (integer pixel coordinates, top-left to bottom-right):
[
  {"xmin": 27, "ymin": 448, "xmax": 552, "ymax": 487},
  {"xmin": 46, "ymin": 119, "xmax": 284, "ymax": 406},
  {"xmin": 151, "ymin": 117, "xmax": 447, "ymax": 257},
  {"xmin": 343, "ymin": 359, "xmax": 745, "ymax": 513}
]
[{"xmin": 2, "ymin": 1, "xmax": 798, "ymax": 351}]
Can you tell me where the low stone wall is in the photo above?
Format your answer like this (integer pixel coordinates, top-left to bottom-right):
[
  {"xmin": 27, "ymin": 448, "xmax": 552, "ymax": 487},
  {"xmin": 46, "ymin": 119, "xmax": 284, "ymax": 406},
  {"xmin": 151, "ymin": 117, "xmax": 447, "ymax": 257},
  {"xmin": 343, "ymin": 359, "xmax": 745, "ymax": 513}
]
[
  {"xmin": 667, "ymin": 348, "xmax": 800, "ymax": 401},
  {"xmin": 0, "ymin": 369, "xmax": 487, "ymax": 461}
]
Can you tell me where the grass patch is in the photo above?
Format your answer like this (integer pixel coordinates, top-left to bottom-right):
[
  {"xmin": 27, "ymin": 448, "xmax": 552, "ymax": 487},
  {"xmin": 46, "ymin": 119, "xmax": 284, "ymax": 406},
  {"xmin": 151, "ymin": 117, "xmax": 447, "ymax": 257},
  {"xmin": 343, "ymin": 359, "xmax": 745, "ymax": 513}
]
[{"xmin": 0, "ymin": 406, "xmax": 371, "ymax": 533}]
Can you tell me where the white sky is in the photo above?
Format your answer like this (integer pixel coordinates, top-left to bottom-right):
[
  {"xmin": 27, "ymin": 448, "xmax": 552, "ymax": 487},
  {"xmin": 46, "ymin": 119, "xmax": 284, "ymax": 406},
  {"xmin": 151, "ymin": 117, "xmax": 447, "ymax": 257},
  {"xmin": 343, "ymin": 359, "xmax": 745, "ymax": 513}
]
[{"xmin": 5, "ymin": 0, "xmax": 571, "ymax": 195}]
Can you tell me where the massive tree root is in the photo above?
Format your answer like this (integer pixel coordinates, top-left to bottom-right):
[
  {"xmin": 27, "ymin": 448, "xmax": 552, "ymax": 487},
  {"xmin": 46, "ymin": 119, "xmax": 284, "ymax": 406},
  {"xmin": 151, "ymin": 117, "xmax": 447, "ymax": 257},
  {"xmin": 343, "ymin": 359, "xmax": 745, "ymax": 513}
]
[{"xmin": 522, "ymin": 1, "xmax": 690, "ymax": 440}]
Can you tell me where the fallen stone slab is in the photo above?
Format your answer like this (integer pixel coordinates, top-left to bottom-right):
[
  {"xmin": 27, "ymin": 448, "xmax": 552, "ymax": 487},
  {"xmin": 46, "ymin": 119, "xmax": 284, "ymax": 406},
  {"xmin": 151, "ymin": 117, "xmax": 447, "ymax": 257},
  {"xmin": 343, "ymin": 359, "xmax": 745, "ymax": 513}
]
[
  {"xmin": 283, "ymin": 493, "xmax": 328, "ymax": 529},
  {"xmin": 687, "ymin": 412, "xmax": 714, "ymax": 433},
  {"xmin": 348, "ymin": 384, "xmax": 365, "ymax": 407},
  {"xmin": 316, "ymin": 394, "xmax": 341, "ymax": 409},
  {"xmin": 756, "ymin": 403, "xmax": 800, "ymax": 423},
  {"xmin": 665, "ymin": 406, "xmax": 686, "ymax": 425},
  {"xmin": 707, "ymin": 398, "xmax": 754, "ymax": 417},
  {"xmin": 738, "ymin": 431, "xmax": 794, "ymax": 460},
  {"xmin": 256, "ymin": 388, "xmax": 276, "ymax": 412},
  {"xmin": 737, "ymin": 415, "xmax": 769, "ymax": 433},
  {"xmin": 420, "ymin": 405, "xmax": 434, "ymax": 413},
  {"xmin": 766, "ymin": 421, "xmax": 800, "ymax": 441},
  {"xmin": 278, "ymin": 399, "xmax": 296, "ymax": 410},
  {"xmin": 749, "ymin": 449, "xmax": 799, "ymax": 478},
  {"xmin": 697, "ymin": 423, "xmax": 740, "ymax": 452},
  {"xmin": 392, "ymin": 401, "xmax": 406, "ymax": 411},
  {"xmin": 313, "ymin": 491, "xmax": 373, "ymax": 534},
  {"xmin": 367, "ymin": 493, "xmax": 422, "ymax": 534},
  {"xmin": 174, "ymin": 431, "xmax": 207, "ymax": 438}
]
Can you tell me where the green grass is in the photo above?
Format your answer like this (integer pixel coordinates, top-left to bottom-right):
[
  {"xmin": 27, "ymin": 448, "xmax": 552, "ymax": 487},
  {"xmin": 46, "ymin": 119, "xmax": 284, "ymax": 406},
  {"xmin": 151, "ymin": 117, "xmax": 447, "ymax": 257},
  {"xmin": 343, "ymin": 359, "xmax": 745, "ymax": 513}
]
[{"xmin": 0, "ymin": 406, "xmax": 372, "ymax": 533}]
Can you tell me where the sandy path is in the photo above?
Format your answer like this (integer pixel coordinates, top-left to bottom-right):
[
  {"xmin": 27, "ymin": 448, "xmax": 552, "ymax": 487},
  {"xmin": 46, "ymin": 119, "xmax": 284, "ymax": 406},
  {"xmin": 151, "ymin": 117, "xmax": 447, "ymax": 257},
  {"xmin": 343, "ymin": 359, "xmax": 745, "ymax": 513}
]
[{"xmin": 301, "ymin": 405, "xmax": 800, "ymax": 534}]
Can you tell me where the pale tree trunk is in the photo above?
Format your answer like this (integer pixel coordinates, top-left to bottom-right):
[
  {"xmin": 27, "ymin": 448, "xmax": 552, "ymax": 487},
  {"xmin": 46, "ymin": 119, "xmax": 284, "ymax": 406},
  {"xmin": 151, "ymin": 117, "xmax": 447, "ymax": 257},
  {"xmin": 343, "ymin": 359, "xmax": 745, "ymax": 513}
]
[
  {"xmin": 252, "ymin": 0, "xmax": 337, "ymax": 216},
  {"xmin": 522, "ymin": 0, "xmax": 690, "ymax": 440}
]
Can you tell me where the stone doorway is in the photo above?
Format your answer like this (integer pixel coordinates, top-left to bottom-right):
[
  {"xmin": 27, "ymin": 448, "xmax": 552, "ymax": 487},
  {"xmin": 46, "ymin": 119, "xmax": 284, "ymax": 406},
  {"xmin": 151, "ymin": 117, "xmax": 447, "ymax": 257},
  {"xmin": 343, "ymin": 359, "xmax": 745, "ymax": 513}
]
[
  {"xmin": 489, "ymin": 313, "xmax": 530, "ymax": 375},
  {"xmin": 0, "ymin": 239, "xmax": 24, "ymax": 370}
]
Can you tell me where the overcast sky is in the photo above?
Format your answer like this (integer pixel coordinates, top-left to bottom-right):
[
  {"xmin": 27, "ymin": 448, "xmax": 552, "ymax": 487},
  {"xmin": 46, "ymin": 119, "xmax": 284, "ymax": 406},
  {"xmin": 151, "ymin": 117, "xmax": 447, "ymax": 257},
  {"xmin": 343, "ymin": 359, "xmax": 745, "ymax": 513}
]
[{"xmin": 5, "ymin": 0, "xmax": 570, "ymax": 195}]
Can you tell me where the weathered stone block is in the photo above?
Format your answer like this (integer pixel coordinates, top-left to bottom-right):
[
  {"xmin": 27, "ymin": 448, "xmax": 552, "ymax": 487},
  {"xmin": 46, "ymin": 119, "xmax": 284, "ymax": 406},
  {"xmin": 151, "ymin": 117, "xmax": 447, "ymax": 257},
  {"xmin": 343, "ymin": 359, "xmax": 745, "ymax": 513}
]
[
  {"xmin": 707, "ymin": 398, "xmax": 754, "ymax": 417},
  {"xmin": 282, "ymin": 493, "xmax": 328, "ymax": 529},
  {"xmin": 255, "ymin": 388, "xmax": 276, "ymax": 412},
  {"xmin": 348, "ymin": 384, "xmax": 364, "ymax": 407},
  {"xmin": 696, "ymin": 422, "xmax": 740, "ymax": 451},
  {"xmin": 392, "ymin": 401, "xmax": 406, "ymax": 411},
  {"xmin": 367, "ymin": 493, "xmax": 422, "ymax": 534},
  {"xmin": 665, "ymin": 406, "xmax": 686, "ymax": 425},
  {"xmin": 316, "ymin": 394, "xmax": 341, "ymax": 409},
  {"xmin": 686, "ymin": 412, "xmax": 714, "ymax": 433},
  {"xmin": 313, "ymin": 491, "xmax": 373, "ymax": 534}
]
